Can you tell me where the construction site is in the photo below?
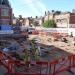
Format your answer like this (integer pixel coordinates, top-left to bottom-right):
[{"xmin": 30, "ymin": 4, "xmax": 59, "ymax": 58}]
[
  {"xmin": 0, "ymin": 0, "xmax": 75, "ymax": 75},
  {"xmin": 0, "ymin": 29, "xmax": 75, "ymax": 75}
]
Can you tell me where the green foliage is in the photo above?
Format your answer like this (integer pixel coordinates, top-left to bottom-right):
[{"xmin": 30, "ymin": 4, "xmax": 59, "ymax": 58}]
[
  {"xmin": 30, "ymin": 39, "xmax": 40, "ymax": 60},
  {"xmin": 43, "ymin": 20, "xmax": 56, "ymax": 28}
]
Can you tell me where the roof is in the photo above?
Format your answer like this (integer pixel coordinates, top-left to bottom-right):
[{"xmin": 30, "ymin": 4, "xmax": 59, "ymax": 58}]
[{"xmin": 0, "ymin": 0, "xmax": 11, "ymax": 7}]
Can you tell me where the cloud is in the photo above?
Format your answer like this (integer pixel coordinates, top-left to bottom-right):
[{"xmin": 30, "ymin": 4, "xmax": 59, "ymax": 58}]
[
  {"xmin": 22, "ymin": 0, "xmax": 41, "ymax": 4},
  {"xmin": 13, "ymin": 10, "xmax": 31, "ymax": 17},
  {"xmin": 22, "ymin": 0, "xmax": 42, "ymax": 16},
  {"xmin": 22, "ymin": 0, "xmax": 48, "ymax": 16},
  {"xmin": 33, "ymin": 0, "xmax": 48, "ymax": 15},
  {"xmin": 10, "ymin": 0, "xmax": 48, "ymax": 17}
]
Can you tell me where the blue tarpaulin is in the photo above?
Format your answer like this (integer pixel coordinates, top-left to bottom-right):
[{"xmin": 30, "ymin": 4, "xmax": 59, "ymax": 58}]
[
  {"xmin": 1, "ymin": 25, "xmax": 12, "ymax": 30},
  {"xmin": 3, "ymin": 48, "xmax": 9, "ymax": 52}
]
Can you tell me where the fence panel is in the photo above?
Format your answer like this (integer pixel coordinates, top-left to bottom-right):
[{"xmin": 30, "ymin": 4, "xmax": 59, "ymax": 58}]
[{"xmin": 8, "ymin": 60, "xmax": 48, "ymax": 75}]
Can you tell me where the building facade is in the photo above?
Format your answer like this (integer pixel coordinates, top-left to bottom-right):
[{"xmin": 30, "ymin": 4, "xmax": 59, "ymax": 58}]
[
  {"xmin": 0, "ymin": 0, "xmax": 13, "ymax": 34},
  {"xmin": 44, "ymin": 11, "xmax": 75, "ymax": 28},
  {"xmin": 55, "ymin": 13, "xmax": 75, "ymax": 28},
  {"xmin": 0, "ymin": 0, "xmax": 12, "ymax": 25}
]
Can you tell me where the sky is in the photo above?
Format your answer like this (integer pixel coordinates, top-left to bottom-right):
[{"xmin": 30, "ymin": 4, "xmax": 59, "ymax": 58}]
[{"xmin": 9, "ymin": 0, "xmax": 75, "ymax": 17}]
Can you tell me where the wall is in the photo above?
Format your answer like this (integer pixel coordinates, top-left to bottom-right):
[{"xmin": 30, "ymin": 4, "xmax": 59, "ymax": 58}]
[
  {"xmin": 36, "ymin": 27, "xmax": 75, "ymax": 37},
  {"xmin": 55, "ymin": 13, "xmax": 69, "ymax": 28},
  {"xmin": 69, "ymin": 24, "xmax": 75, "ymax": 28},
  {"xmin": 69, "ymin": 14, "xmax": 75, "ymax": 24},
  {"xmin": 0, "ymin": 5, "xmax": 12, "ymax": 25},
  {"xmin": 25, "ymin": 19, "xmax": 30, "ymax": 27}
]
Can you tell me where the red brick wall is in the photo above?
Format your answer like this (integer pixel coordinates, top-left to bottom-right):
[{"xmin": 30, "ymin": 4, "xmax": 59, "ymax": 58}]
[{"xmin": 69, "ymin": 14, "xmax": 75, "ymax": 24}]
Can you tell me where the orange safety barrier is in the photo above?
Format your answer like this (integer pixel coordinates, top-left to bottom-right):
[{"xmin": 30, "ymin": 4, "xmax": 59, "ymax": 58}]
[
  {"xmin": 49, "ymin": 54, "xmax": 75, "ymax": 75},
  {"xmin": 7, "ymin": 54, "xmax": 75, "ymax": 75},
  {"xmin": 31, "ymin": 30, "xmax": 69, "ymax": 37},
  {"xmin": 0, "ymin": 51, "xmax": 13, "ymax": 69},
  {"xmin": 32, "ymin": 30, "xmax": 39, "ymax": 35},
  {"xmin": 0, "ymin": 51, "xmax": 75, "ymax": 75},
  {"xmin": 8, "ymin": 60, "xmax": 48, "ymax": 75}
]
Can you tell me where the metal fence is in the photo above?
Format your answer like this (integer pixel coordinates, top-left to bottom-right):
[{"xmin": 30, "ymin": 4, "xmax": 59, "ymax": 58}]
[{"xmin": 0, "ymin": 51, "xmax": 75, "ymax": 75}]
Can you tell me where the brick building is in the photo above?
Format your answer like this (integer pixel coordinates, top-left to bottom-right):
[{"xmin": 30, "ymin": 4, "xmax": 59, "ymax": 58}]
[
  {"xmin": 55, "ymin": 12, "xmax": 75, "ymax": 28},
  {"xmin": 0, "ymin": 0, "xmax": 12, "ymax": 25},
  {"xmin": 44, "ymin": 11, "xmax": 75, "ymax": 28},
  {"xmin": 0, "ymin": 0, "xmax": 13, "ymax": 34}
]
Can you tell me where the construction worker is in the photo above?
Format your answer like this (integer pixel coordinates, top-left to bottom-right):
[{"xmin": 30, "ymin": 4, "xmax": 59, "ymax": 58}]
[
  {"xmin": 35, "ymin": 48, "xmax": 40, "ymax": 61},
  {"xmin": 70, "ymin": 32, "xmax": 73, "ymax": 37},
  {"xmin": 23, "ymin": 48, "xmax": 29, "ymax": 61},
  {"xmin": 30, "ymin": 39, "xmax": 40, "ymax": 61}
]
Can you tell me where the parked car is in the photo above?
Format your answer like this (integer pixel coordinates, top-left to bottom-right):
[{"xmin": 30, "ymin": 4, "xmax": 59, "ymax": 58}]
[{"xmin": 28, "ymin": 27, "xmax": 35, "ymax": 34}]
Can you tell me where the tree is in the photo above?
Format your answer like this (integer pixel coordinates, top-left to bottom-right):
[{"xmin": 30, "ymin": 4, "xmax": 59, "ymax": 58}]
[
  {"xmin": 52, "ymin": 10, "xmax": 55, "ymax": 13},
  {"xmin": 30, "ymin": 39, "xmax": 40, "ymax": 61},
  {"xmin": 19, "ymin": 15, "xmax": 22, "ymax": 20},
  {"xmin": 55, "ymin": 11, "xmax": 61, "ymax": 15},
  {"xmin": 43, "ymin": 20, "xmax": 56, "ymax": 28}
]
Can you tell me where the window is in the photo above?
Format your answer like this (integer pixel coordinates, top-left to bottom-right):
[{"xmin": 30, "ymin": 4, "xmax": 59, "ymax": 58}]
[
  {"xmin": 1, "ymin": 8, "xmax": 9, "ymax": 16},
  {"xmin": 57, "ymin": 19, "xmax": 61, "ymax": 22}
]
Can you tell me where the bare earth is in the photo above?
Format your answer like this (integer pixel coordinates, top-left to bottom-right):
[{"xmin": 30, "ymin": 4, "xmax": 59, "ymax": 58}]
[
  {"xmin": 0, "ymin": 35, "xmax": 75, "ymax": 75},
  {"xmin": 28, "ymin": 35, "xmax": 75, "ymax": 75}
]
